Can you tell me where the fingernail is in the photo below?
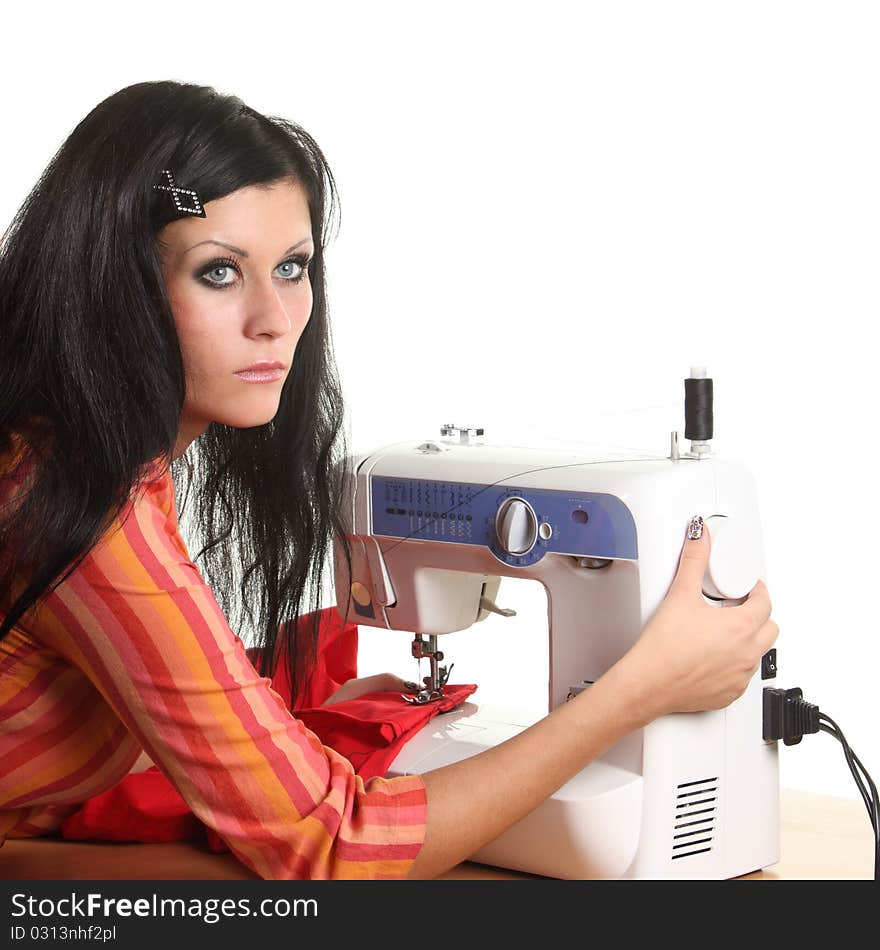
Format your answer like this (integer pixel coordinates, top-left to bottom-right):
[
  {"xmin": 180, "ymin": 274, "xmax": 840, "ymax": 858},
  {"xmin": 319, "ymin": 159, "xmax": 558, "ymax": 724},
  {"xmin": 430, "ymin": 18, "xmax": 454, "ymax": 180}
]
[
  {"xmin": 687, "ymin": 515, "xmax": 704, "ymax": 540},
  {"xmin": 404, "ymin": 681, "xmax": 419, "ymax": 691}
]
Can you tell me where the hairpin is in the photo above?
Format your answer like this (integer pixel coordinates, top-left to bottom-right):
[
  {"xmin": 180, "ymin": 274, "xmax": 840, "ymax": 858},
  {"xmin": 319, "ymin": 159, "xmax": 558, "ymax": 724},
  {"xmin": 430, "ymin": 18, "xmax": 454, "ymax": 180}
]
[{"xmin": 152, "ymin": 169, "xmax": 206, "ymax": 217}]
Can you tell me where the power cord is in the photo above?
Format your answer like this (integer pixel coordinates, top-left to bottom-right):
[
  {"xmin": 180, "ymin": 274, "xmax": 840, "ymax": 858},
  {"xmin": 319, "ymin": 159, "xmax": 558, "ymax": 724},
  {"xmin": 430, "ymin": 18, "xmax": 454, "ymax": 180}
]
[
  {"xmin": 763, "ymin": 687, "xmax": 879, "ymax": 881},
  {"xmin": 818, "ymin": 713, "xmax": 879, "ymax": 880}
]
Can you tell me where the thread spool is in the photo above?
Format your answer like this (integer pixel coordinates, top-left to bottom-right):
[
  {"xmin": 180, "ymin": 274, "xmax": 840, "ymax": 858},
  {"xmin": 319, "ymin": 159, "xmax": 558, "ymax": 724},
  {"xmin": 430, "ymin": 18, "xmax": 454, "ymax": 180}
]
[{"xmin": 684, "ymin": 366, "xmax": 713, "ymax": 442}]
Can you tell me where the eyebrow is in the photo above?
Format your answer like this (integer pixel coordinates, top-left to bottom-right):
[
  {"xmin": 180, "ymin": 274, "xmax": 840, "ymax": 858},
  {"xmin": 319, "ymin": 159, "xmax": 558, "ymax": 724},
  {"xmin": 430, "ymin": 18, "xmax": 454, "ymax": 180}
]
[{"xmin": 184, "ymin": 238, "xmax": 313, "ymax": 258}]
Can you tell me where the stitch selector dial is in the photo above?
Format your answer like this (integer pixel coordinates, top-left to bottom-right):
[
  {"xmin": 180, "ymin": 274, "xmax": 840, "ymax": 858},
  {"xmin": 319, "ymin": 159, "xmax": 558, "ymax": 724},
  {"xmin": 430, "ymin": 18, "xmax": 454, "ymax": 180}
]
[{"xmin": 495, "ymin": 496, "xmax": 539, "ymax": 556}]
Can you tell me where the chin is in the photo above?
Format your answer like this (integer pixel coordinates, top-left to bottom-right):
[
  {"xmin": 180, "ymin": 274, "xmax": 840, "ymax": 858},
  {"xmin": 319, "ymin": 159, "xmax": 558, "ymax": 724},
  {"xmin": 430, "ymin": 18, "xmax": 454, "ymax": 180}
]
[{"xmin": 218, "ymin": 405, "xmax": 281, "ymax": 430}]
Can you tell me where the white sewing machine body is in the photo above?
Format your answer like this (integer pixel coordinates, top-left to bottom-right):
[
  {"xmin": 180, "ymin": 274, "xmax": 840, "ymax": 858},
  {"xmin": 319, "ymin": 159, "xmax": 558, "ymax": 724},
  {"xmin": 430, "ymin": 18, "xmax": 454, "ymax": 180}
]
[{"xmin": 332, "ymin": 432, "xmax": 779, "ymax": 879}]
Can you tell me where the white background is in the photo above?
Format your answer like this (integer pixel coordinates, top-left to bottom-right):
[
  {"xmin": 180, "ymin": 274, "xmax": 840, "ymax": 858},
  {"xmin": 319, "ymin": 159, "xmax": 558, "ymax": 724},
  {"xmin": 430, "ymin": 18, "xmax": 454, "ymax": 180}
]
[{"xmin": 2, "ymin": 1, "xmax": 877, "ymax": 806}]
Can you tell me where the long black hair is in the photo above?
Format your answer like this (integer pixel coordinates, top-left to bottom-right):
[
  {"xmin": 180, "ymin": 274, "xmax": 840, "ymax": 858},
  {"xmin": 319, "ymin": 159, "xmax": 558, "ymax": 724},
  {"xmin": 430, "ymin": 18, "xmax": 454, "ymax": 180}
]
[{"xmin": 0, "ymin": 80, "xmax": 354, "ymax": 701}]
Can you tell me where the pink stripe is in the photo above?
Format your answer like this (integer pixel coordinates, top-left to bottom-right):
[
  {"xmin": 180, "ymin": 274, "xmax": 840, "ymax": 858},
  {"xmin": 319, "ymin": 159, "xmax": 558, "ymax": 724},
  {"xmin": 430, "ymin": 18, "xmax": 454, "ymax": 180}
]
[
  {"xmin": 336, "ymin": 839, "xmax": 424, "ymax": 862},
  {"xmin": 117, "ymin": 508, "xmax": 314, "ymax": 832},
  {"xmin": 358, "ymin": 803, "xmax": 428, "ymax": 827},
  {"xmin": 1, "ymin": 685, "xmax": 104, "ymax": 776},
  {"xmin": 124, "ymin": 499, "xmax": 356, "ymax": 857},
  {"xmin": 71, "ymin": 564, "xmax": 256, "ymax": 823},
  {"xmin": 0, "ymin": 658, "xmax": 68, "ymax": 720},
  {"xmin": 86, "ymin": 498, "xmax": 319, "ymax": 875},
  {"xmin": 0, "ymin": 670, "xmax": 95, "ymax": 753},
  {"xmin": 4, "ymin": 720, "xmax": 130, "ymax": 807},
  {"xmin": 0, "ymin": 638, "xmax": 40, "ymax": 677}
]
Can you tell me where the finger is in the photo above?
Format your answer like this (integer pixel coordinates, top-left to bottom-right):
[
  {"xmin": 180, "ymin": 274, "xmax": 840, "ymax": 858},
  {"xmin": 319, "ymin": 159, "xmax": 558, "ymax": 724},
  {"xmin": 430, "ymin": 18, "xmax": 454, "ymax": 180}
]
[
  {"xmin": 377, "ymin": 673, "xmax": 409, "ymax": 691},
  {"xmin": 670, "ymin": 515, "xmax": 712, "ymax": 598},
  {"xmin": 754, "ymin": 617, "xmax": 779, "ymax": 656},
  {"xmin": 739, "ymin": 578, "xmax": 773, "ymax": 629}
]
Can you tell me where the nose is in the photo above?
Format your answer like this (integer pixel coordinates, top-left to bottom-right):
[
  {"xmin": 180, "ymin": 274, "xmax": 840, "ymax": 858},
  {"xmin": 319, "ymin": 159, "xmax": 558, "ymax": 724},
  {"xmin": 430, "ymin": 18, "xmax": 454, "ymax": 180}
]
[{"xmin": 244, "ymin": 278, "xmax": 302, "ymax": 338}]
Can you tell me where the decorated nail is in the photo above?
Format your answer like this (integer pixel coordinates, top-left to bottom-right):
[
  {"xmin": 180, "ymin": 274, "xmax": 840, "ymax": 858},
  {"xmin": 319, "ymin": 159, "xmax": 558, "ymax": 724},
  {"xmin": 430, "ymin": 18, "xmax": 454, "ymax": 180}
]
[{"xmin": 687, "ymin": 515, "xmax": 704, "ymax": 540}]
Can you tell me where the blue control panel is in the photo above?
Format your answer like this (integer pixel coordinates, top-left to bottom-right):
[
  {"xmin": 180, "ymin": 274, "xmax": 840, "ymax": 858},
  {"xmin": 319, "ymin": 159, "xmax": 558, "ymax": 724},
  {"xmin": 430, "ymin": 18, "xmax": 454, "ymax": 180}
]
[{"xmin": 371, "ymin": 476, "xmax": 638, "ymax": 566}]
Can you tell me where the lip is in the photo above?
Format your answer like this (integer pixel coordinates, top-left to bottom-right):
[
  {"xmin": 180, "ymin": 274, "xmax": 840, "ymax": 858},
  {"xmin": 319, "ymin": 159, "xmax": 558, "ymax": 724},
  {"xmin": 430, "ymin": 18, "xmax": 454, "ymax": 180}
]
[
  {"xmin": 235, "ymin": 361, "xmax": 286, "ymax": 373},
  {"xmin": 234, "ymin": 368, "xmax": 284, "ymax": 383},
  {"xmin": 234, "ymin": 360, "xmax": 286, "ymax": 383}
]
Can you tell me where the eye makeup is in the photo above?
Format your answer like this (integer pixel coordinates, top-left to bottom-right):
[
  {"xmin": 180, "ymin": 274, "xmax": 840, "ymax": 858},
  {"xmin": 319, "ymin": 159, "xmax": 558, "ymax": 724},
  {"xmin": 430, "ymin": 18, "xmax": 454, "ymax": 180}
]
[{"xmin": 195, "ymin": 252, "xmax": 313, "ymax": 291}]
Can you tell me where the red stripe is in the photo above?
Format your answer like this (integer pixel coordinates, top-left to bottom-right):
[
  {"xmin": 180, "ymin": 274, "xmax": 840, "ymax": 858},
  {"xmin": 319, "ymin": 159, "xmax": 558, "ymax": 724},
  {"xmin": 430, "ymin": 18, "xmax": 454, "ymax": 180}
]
[
  {"xmin": 0, "ymin": 638, "xmax": 40, "ymax": 677},
  {"xmin": 123, "ymin": 498, "xmax": 349, "ymax": 843},
  {"xmin": 0, "ymin": 658, "xmax": 69, "ymax": 721},
  {"xmin": 1, "ymin": 685, "xmax": 104, "ymax": 776},
  {"xmin": 77, "ymin": 561, "xmax": 254, "ymax": 815},
  {"xmin": 4, "ymin": 720, "xmax": 130, "ymax": 808},
  {"xmin": 336, "ymin": 838, "xmax": 425, "ymax": 862},
  {"xmin": 363, "ymin": 782, "xmax": 428, "ymax": 806},
  {"xmin": 88, "ymin": 497, "xmax": 320, "ymax": 874}
]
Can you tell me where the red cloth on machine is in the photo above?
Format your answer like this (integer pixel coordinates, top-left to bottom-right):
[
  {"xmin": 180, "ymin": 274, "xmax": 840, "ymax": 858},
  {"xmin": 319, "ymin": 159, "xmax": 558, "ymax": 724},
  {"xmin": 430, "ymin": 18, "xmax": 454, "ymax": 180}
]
[{"xmin": 59, "ymin": 608, "xmax": 475, "ymax": 852}]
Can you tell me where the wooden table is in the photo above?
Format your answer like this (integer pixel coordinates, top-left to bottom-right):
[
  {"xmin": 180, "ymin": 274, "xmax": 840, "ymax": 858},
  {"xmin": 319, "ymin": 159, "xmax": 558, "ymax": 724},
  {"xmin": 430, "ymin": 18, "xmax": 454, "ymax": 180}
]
[
  {"xmin": 735, "ymin": 788, "xmax": 874, "ymax": 880},
  {"xmin": 0, "ymin": 789, "xmax": 873, "ymax": 880}
]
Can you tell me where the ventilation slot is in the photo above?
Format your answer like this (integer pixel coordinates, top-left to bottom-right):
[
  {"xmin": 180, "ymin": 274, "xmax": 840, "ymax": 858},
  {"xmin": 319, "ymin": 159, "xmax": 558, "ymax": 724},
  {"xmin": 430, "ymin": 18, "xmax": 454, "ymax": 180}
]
[{"xmin": 671, "ymin": 776, "xmax": 718, "ymax": 860}]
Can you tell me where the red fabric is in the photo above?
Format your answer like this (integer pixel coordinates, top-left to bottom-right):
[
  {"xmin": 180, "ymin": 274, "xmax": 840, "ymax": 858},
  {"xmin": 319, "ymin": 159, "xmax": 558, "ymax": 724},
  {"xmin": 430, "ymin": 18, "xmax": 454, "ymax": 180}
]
[
  {"xmin": 59, "ymin": 768, "xmax": 206, "ymax": 845},
  {"xmin": 296, "ymin": 683, "xmax": 477, "ymax": 781},
  {"xmin": 59, "ymin": 608, "xmax": 475, "ymax": 853}
]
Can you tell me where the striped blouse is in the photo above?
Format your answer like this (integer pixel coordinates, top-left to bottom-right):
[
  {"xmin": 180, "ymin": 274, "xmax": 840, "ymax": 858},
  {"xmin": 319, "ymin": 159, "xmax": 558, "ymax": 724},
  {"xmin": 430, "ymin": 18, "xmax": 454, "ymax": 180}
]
[{"xmin": 0, "ymin": 446, "xmax": 428, "ymax": 878}]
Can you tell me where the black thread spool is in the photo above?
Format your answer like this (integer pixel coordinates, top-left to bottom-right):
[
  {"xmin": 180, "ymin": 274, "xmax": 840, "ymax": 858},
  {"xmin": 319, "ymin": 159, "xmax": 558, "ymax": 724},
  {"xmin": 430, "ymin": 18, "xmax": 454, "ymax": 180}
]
[{"xmin": 684, "ymin": 372, "xmax": 713, "ymax": 442}]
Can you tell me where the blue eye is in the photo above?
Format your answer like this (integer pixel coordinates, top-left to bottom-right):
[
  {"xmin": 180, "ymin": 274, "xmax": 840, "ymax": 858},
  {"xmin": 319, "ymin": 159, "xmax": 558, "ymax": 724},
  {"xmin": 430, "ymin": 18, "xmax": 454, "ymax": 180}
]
[{"xmin": 197, "ymin": 254, "xmax": 311, "ymax": 290}]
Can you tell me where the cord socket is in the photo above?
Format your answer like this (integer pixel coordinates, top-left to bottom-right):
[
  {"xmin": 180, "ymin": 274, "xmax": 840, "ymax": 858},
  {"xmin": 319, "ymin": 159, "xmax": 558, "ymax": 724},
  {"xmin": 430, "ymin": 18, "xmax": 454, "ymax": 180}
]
[{"xmin": 763, "ymin": 687, "xmax": 820, "ymax": 745}]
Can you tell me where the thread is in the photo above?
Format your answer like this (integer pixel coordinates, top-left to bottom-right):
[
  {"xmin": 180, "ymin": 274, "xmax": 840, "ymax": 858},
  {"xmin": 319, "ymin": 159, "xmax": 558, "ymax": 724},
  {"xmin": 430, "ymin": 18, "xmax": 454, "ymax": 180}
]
[{"xmin": 684, "ymin": 375, "xmax": 713, "ymax": 441}]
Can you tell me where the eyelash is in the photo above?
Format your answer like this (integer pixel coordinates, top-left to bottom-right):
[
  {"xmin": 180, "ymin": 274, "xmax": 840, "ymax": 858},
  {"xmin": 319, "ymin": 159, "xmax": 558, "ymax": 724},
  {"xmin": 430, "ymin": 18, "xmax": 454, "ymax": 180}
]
[{"xmin": 197, "ymin": 253, "xmax": 312, "ymax": 290}]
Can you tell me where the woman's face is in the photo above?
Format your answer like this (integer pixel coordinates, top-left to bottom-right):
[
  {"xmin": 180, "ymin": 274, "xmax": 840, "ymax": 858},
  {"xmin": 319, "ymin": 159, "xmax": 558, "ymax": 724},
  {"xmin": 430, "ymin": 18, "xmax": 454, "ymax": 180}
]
[{"xmin": 156, "ymin": 178, "xmax": 314, "ymax": 460}]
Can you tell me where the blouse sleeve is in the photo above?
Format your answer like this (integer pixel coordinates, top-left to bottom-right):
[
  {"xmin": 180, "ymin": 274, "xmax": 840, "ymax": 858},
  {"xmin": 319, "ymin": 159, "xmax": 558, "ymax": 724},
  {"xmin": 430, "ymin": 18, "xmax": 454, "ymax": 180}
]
[{"xmin": 26, "ymin": 465, "xmax": 428, "ymax": 880}]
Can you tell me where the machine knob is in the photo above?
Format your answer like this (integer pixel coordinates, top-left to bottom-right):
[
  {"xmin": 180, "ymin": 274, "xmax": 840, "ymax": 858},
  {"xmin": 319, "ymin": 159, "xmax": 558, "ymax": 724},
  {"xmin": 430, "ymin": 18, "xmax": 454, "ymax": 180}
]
[
  {"xmin": 702, "ymin": 514, "xmax": 761, "ymax": 600},
  {"xmin": 495, "ymin": 497, "xmax": 538, "ymax": 555}
]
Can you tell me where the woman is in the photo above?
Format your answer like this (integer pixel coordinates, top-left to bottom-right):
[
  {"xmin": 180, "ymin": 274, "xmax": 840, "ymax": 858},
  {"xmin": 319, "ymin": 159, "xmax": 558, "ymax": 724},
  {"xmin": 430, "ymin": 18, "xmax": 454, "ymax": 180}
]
[{"xmin": 0, "ymin": 81, "xmax": 778, "ymax": 880}]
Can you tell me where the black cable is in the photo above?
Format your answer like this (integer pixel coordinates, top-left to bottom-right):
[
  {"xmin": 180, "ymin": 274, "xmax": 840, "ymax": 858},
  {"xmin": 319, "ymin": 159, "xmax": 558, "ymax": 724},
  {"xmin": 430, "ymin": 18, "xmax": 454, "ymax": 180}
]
[
  {"xmin": 817, "ymin": 712, "xmax": 879, "ymax": 881},
  {"xmin": 817, "ymin": 718, "xmax": 873, "ymax": 825},
  {"xmin": 818, "ymin": 714, "xmax": 878, "ymax": 835}
]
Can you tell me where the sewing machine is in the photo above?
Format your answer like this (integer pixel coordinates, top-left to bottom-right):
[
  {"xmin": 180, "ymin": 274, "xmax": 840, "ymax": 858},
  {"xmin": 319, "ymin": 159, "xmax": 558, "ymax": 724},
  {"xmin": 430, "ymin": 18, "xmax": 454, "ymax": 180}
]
[{"xmin": 332, "ymin": 369, "xmax": 779, "ymax": 879}]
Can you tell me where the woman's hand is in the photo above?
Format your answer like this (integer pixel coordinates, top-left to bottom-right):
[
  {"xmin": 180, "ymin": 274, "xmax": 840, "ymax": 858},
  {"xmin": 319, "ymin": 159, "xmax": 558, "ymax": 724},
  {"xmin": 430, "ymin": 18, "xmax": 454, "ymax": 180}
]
[
  {"xmin": 617, "ymin": 515, "xmax": 779, "ymax": 719},
  {"xmin": 320, "ymin": 673, "xmax": 419, "ymax": 707}
]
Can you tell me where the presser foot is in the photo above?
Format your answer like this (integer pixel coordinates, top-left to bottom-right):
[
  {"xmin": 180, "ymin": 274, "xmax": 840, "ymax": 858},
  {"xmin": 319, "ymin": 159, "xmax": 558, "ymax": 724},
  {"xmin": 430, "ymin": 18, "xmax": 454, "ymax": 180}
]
[
  {"xmin": 400, "ymin": 658, "xmax": 454, "ymax": 704},
  {"xmin": 407, "ymin": 633, "xmax": 454, "ymax": 703},
  {"xmin": 401, "ymin": 688, "xmax": 445, "ymax": 705}
]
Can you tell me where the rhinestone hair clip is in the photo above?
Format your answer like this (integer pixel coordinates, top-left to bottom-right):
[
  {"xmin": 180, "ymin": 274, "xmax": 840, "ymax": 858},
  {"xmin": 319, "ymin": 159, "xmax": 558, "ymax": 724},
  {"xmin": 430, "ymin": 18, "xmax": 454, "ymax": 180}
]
[{"xmin": 152, "ymin": 169, "xmax": 206, "ymax": 217}]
